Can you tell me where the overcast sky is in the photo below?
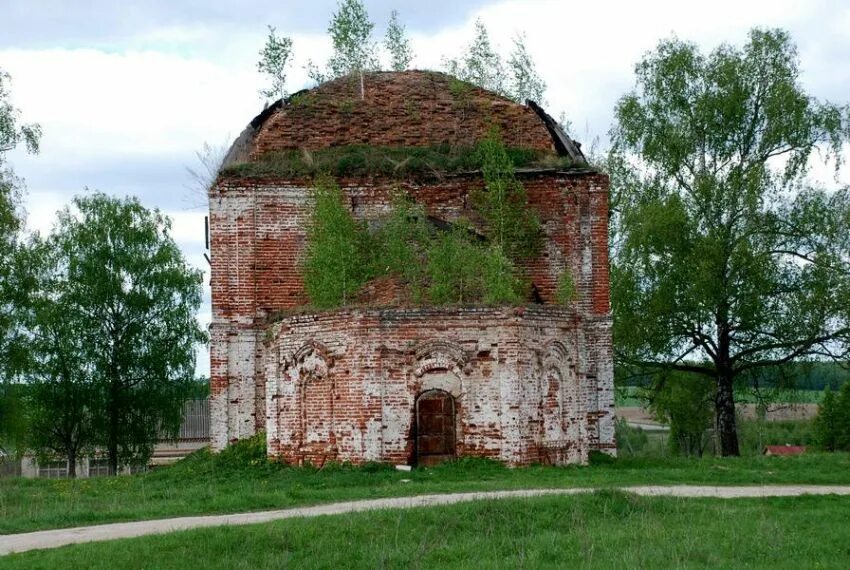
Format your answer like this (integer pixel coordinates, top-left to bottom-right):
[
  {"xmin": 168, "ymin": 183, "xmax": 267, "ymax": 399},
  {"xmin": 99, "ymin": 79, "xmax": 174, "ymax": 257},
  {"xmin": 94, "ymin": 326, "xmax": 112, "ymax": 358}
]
[{"xmin": 2, "ymin": 0, "xmax": 848, "ymax": 376}]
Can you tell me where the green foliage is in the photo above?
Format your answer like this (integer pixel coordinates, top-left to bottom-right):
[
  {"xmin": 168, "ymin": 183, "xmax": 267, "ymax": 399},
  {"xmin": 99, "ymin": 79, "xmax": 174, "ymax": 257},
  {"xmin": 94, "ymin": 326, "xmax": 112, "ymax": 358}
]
[
  {"xmin": 444, "ymin": 20, "xmax": 547, "ymax": 105},
  {"xmin": 0, "ymin": 383, "xmax": 28, "ymax": 456},
  {"xmin": 480, "ymin": 245, "xmax": 525, "ymax": 305},
  {"xmin": 299, "ymin": 137, "xmax": 543, "ymax": 309},
  {"xmin": 214, "ymin": 432, "xmax": 271, "ymax": 470},
  {"xmin": 587, "ymin": 449, "xmax": 617, "ymax": 465},
  {"xmin": 308, "ymin": 0, "xmax": 377, "ymax": 90},
  {"xmin": 257, "ymin": 25, "xmax": 294, "ymax": 101},
  {"xmin": 610, "ymin": 28, "xmax": 850, "ymax": 456},
  {"xmin": 507, "ymin": 33, "xmax": 547, "ymax": 104},
  {"xmin": 26, "ymin": 193, "xmax": 206, "ymax": 475},
  {"xmin": 555, "ymin": 270, "xmax": 577, "ymax": 305},
  {"xmin": 474, "ymin": 130, "xmax": 542, "ymax": 259},
  {"xmin": 371, "ymin": 192, "xmax": 430, "ymax": 297},
  {"xmin": 0, "ymin": 69, "xmax": 40, "ymax": 386},
  {"xmin": 646, "ymin": 372, "xmax": 715, "ymax": 457},
  {"xmin": 384, "ymin": 10, "xmax": 413, "ymax": 72},
  {"xmin": 444, "ymin": 19, "xmax": 506, "ymax": 98},
  {"xmin": 0, "ymin": 69, "xmax": 41, "ymax": 156},
  {"xmin": 737, "ymin": 419, "xmax": 815, "ymax": 456},
  {"xmin": 814, "ymin": 383, "xmax": 850, "ymax": 451},
  {"xmin": 425, "ymin": 222, "xmax": 524, "ymax": 306},
  {"xmin": 425, "ymin": 221, "xmax": 487, "ymax": 305},
  {"xmin": 223, "ymin": 144, "xmax": 571, "ymax": 180},
  {"xmin": 303, "ymin": 175, "xmax": 371, "ymax": 308},
  {"xmin": 615, "ymin": 418, "xmax": 649, "ymax": 456}
]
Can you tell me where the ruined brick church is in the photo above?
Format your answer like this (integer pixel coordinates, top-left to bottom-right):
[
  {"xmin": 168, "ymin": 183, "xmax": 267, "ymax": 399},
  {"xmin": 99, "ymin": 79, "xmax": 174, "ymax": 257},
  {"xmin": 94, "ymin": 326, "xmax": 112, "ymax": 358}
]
[{"xmin": 209, "ymin": 71, "xmax": 614, "ymax": 466}]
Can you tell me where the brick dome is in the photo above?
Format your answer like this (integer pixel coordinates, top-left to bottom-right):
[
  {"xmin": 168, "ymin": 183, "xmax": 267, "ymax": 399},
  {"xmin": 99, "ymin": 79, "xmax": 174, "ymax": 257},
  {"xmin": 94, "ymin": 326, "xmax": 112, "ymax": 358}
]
[{"xmin": 223, "ymin": 70, "xmax": 585, "ymax": 167}]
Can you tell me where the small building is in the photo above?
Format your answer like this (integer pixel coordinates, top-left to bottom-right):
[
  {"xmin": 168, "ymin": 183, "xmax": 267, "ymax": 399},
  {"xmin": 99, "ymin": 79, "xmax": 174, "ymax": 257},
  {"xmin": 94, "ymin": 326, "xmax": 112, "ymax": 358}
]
[
  {"xmin": 763, "ymin": 445, "xmax": 807, "ymax": 456},
  {"xmin": 209, "ymin": 71, "xmax": 615, "ymax": 467}
]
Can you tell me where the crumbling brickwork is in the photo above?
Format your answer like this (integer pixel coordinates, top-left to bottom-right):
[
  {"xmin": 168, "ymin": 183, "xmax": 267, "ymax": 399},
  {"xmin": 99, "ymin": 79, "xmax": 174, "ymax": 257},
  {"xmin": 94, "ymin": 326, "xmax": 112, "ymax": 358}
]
[
  {"xmin": 265, "ymin": 307, "xmax": 608, "ymax": 466},
  {"xmin": 209, "ymin": 71, "xmax": 615, "ymax": 465},
  {"xmin": 251, "ymin": 71, "xmax": 556, "ymax": 158}
]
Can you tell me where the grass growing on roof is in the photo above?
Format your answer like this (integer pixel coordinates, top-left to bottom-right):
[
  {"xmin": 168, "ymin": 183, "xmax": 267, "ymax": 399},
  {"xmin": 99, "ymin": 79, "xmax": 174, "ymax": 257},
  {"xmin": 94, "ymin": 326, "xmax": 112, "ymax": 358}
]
[{"xmin": 221, "ymin": 144, "xmax": 575, "ymax": 180}]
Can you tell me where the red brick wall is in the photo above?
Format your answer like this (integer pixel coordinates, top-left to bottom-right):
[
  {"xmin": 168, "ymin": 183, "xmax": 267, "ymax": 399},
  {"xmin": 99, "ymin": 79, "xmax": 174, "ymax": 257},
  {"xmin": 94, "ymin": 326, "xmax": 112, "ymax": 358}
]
[
  {"xmin": 250, "ymin": 71, "xmax": 557, "ymax": 157},
  {"xmin": 208, "ymin": 171, "xmax": 613, "ymax": 453},
  {"xmin": 264, "ymin": 306, "xmax": 597, "ymax": 466},
  {"xmin": 209, "ymin": 171, "xmax": 609, "ymax": 315}
]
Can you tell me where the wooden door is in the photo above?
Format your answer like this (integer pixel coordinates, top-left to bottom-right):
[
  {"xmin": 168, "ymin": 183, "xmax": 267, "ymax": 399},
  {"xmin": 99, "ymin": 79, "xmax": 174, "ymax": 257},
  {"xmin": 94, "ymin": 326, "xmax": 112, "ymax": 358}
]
[{"xmin": 416, "ymin": 390, "xmax": 456, "ymax": 466}]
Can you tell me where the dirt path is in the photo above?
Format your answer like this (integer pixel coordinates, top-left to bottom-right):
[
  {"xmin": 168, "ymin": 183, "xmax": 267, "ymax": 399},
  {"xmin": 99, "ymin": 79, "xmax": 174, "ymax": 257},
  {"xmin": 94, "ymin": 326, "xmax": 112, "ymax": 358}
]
[{"xmin": 3, "ymin": 485, "xmax": 850, "ymax": 556}]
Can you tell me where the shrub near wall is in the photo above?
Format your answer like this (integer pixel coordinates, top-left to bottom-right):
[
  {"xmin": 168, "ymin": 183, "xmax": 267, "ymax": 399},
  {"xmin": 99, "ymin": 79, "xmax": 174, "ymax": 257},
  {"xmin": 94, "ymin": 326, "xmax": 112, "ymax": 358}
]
[{"xmin": 301, "ymin": 133, "xmax": 549, "ymax": 309}]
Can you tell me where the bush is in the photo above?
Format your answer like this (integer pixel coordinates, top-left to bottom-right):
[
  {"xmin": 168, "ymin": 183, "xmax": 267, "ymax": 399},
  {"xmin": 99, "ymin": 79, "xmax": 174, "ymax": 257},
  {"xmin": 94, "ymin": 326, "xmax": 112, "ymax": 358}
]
[
  {"xmin": 555, "ymin": 270, "xmax": 577, "ymax": 305},
  {"xmin": 615, "ymin": 418, "xmax": 649, "ymax": 456},
  {"xmin": 299, "ymin": 134, "xmax": 544, "ymax": 309},
  {"xmin": 814, "ymin": 383, "xmax": 850, "ymax": 451},
  {"xmin": 646, "ymin": 372, "xmax": 714, "ymax": 457},
  {"xmin": 302, "ymin": 175, "xmax": 372, "ymax": 308},
  {"xmin": 588, "ymin": 449, "xmax": 617, "ymax": 465},
  {"xmin": 473, "ymin": 130, "xmax": 542, "ymax": 260},
  {"xmin": 371, "ymin": 192, "xmax": 431, "ymax": 298}
]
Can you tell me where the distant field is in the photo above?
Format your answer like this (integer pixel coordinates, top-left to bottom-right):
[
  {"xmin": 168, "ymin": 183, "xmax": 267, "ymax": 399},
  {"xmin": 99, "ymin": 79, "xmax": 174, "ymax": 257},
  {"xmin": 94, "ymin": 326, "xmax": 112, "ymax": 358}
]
[
  {"xmin": 616, "ymin": 386, "xmax": 827, "ymax": 407},
  {"xmin": 5, "ymin": 492, "xmax": 850, "ymax": 569}
]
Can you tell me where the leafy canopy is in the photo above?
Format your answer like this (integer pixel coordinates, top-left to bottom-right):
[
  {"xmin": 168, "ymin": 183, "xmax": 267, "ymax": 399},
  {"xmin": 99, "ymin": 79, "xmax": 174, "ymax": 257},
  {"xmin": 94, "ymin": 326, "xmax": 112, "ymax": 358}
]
[
  {"xmin": 33, "ymin": 193, "xmax": 206, "ymax": 473},
  {"xmin": 300, "ymin": 133, "xmax": 542, "ymax": 309},
  {"xmin": 384, "ymin": 10, "xmax": 414, "ymax": 72},
  {"xmin": 257, "ymin": 25, "xmax": 294, "ymax": 102},
  {"xmin": 813, "ymin": 384, "xmax": 850, "ymax": 452},
  {"xmin": 307, "ymin": 0, "xmax": 378, "ymax": 89},
  {"xmin": 444, "ymin": 20, "xmax": 547, "ymax": 105},
  {"xmin": 474, "ymin": 130, "xmax": 542, "ymax": 259},
  {"xmin": 303, "ymin": 175, "xmax": 371, "ymax": 308},
  {"xmin": 610, "ymin": 28, "xmax": 850, "ymax": 455},
  {"xmin": 0, "ymin": 68, "xmax": 40, "ymax": 389},
  {"xmin": 507, "ymin": 33, "xmax": 546, "ymax": 105}
]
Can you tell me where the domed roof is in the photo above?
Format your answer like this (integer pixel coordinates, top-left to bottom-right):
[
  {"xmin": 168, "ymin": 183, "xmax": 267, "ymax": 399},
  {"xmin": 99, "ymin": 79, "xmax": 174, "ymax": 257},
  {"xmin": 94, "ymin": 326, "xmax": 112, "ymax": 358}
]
[{"xmin": 223, "ymin": 71, "xmax": 585, "ymax": 168}]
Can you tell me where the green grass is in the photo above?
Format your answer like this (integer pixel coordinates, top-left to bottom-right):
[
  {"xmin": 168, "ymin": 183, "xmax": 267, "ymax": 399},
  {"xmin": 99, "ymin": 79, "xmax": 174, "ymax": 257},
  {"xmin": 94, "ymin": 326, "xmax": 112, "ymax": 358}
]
[
  {"xmin": 221, "ymin": 144, "xmax": 576, "ymax": 180},
  {"xmin": 5, "ymin": 493, "xmax": 850, "ymax": 569},
  {"xmin": 2, "ymin": 442, "xmax": 850, "ymax": 536}
]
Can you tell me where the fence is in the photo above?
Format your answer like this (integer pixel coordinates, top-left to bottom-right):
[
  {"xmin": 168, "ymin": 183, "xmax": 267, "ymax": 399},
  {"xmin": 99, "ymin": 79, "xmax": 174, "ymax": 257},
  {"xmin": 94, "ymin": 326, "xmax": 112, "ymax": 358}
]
[
  {"xmin": 173, "ymin": 398, "xmax": 210, "ymax": 441},
  {"xmin": 0, "ymin": 457, "xmax": 21, "ymax": 477}
]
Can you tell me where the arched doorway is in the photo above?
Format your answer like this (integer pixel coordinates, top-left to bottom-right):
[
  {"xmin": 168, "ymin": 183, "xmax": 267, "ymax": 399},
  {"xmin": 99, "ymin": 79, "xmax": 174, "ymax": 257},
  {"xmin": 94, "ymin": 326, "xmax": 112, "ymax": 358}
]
[{"xmin": 416, "ymin": 389, "xmax": 456, "ymax": 466}]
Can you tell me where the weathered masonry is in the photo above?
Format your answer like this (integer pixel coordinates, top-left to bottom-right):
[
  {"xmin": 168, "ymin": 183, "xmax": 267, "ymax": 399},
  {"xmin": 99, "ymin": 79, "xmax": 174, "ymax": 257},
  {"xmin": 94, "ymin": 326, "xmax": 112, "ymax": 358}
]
[{"xmin": 209, "ymin": 71, "xmax": 615, "ymax": 466}]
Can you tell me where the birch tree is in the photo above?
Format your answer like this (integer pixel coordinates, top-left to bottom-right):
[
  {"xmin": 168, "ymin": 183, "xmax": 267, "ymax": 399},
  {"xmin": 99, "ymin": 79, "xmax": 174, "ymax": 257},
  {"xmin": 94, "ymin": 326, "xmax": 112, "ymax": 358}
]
[
  {"xmin": 384, "ymin": 10, "xmax": 414, "ymax": 72},
  {"xmin": 610, "ymin": 29, "xmax": 850, "ymax": 456},
  {"xmin": 257, "ymin": 25, "xmax": 294, "ymax": 102}
]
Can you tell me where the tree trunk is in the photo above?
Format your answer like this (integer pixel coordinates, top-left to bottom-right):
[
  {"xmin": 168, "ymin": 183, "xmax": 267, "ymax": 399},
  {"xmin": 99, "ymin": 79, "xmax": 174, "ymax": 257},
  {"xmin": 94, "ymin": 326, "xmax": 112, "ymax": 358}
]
[
  {"xmin": 107, "ymin": 380, "xmax": 120, "ymax": 475},
  {"xmin": 67, "ymin": 448, "xmax": 77, "ymax": 479},
  {"xmin": 715, "ymin": 301, "xmax": 740, "ymax": 457},
  {"xmin": 715, "ymin": 369, "xmax": 740, "ymax": 456}
]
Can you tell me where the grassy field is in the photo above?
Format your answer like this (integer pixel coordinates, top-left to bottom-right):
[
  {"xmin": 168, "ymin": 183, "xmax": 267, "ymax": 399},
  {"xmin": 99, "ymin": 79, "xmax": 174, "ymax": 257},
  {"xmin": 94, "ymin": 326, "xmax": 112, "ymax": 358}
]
[
  {"xmin": 2, "ymin": 440, "xmax": 850, "ymax": 535},
  {"xmin": 615, "ymin": 386, "xmax": 828, "ymax": 407},
  {"xmin": 4, "ymin": 492, "xmax": 850, "ymax": 569}
]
